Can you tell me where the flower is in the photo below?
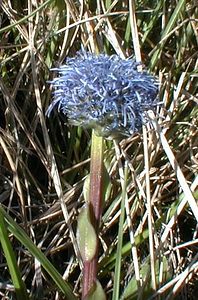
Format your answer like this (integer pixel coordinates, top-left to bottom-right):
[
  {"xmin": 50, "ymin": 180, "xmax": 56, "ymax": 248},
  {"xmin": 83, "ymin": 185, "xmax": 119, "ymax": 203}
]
[{"xmin": 47, "ymin": 51, "xmax": 158, "ymax": 138}]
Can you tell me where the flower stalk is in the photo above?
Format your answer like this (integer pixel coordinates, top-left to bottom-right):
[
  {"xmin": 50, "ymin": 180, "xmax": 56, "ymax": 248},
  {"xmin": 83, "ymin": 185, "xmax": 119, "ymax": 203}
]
[{"xmin": 82, "ymin": 130, "xmax": 104, "ymax": 299}]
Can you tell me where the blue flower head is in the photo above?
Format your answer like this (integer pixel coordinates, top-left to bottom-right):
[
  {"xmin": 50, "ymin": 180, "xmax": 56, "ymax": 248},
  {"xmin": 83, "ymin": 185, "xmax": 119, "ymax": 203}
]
[{"xmin": 47, "ymin": 51, "xmax": 158, "ymax": 138}]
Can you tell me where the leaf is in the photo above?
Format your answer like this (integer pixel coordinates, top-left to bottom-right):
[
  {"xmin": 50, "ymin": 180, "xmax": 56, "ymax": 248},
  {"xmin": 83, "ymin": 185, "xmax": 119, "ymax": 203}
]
[
  {"xmin": 77, "ymin": 205, "xmax": 97, "ymax": 262},
  {"xmin": 85, "ymin": 280, "xmax": 106, "ymax": 300}
]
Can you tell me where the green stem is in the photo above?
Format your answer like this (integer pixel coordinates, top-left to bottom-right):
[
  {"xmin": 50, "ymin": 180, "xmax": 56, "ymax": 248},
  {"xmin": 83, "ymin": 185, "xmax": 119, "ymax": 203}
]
[{"xmin": 82, "ymin": 130, "xmax": 104, "ymax": 299}]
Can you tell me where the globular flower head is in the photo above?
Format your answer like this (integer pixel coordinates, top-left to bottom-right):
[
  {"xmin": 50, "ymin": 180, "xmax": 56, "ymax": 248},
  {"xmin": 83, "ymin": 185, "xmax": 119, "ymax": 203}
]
[{"xmin": 47, "ymin": 51, "xmax": 158, "ymax": 139}]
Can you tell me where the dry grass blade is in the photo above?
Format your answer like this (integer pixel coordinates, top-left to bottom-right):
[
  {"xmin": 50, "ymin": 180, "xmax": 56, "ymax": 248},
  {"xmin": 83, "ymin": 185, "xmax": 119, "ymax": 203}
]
[
  {"xmin": 149, "ymin": 254, "xmax": 198, "ymax": 300},
  {"xmin": 153, "ymin": 117, "xmax": 198, "ymax": 222},
  {"xmin": 160, "ymin": 176, "xmax": 198, "ymax": 244},
  {"xmin": 129, "ymin": 0, "xmax": 141, "ymax": 63},
  {"xmin": 143, "ymin": 126, "xmax": 156, "ymax": 291},
  {"xmin": 28, "ymin": 1, "xmax": 82, "ymax": 269}
]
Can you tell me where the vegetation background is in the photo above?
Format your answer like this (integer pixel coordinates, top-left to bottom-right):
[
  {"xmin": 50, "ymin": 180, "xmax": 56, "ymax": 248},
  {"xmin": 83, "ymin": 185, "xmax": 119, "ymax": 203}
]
[{"xmin": 0, "ymin": 0, "xmax": 197, "ymax": 299}]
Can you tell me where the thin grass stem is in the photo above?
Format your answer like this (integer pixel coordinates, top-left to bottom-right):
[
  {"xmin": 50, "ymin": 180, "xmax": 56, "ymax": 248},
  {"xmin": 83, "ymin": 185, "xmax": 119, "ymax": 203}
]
[
  {"xmin": 112, "ymin": 157, "xmax": 128, "ymax": 300},
  {"xmin": 143, "ymin": 126, "xmax": 156, "ymax": 291}
]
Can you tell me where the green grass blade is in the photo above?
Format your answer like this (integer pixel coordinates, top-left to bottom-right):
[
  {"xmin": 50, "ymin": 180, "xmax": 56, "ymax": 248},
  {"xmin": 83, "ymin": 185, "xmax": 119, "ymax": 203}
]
[
  {"xmin": 0, "ymin": 210, "xmax": 29, "ymax": 300},
  {"xmin": 0, "ymin": 206, "xmax": 77, "ymax": 300},
  {"xmin": 112, "ymin": 163, "xmax": 128, "ymax": 300},
  {"xmin": 149, "ymin": 0, "xmax": 186, "ymax": 70}
]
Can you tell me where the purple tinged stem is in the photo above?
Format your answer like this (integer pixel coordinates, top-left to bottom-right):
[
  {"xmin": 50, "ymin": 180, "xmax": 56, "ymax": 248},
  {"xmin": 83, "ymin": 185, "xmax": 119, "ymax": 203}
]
[{"xmin": 82, "ymin": 130, "xmax": 104, "ymax": 299}]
